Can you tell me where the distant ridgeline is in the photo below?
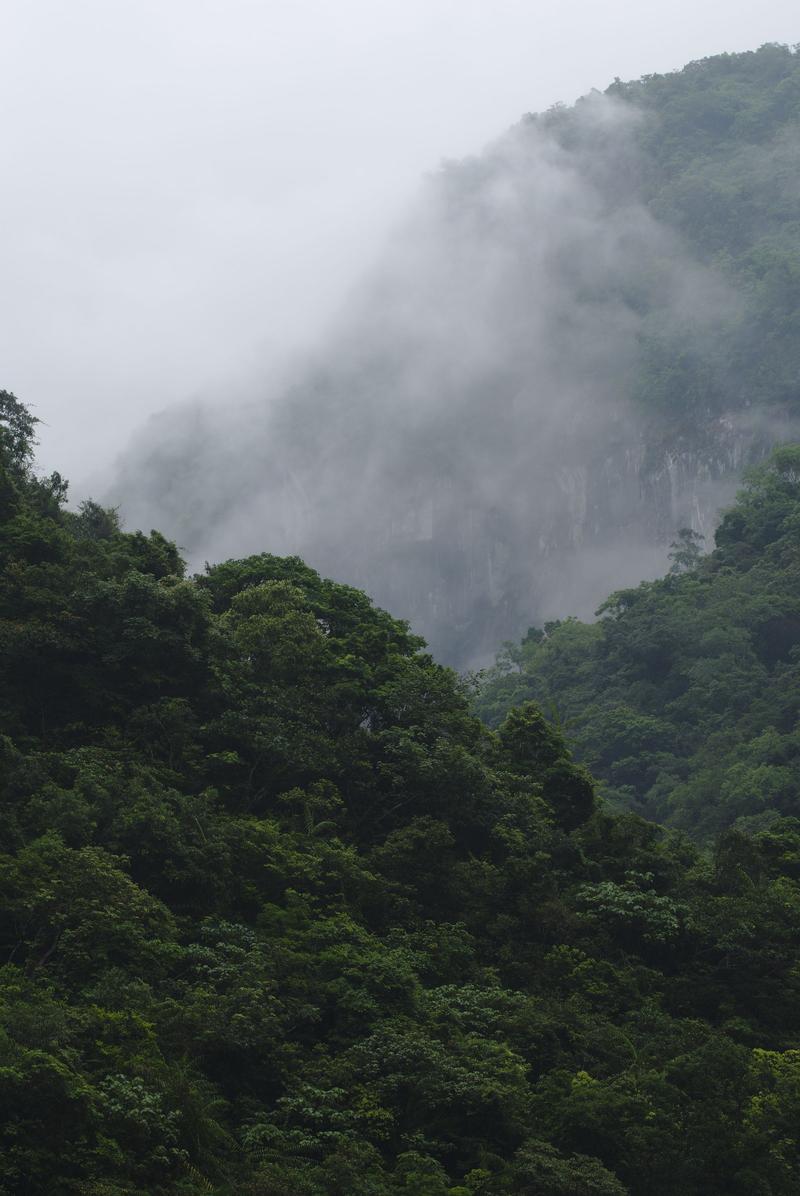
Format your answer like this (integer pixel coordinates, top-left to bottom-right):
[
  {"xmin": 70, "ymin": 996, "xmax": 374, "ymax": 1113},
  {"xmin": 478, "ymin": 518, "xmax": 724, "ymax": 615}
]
[
  {"xmin": 477, "ymin": 444, "xmax": 800, "ymax": 841},
  {"xmin": 112, "ymin": 43, "xmax": 800, "ymax": 666},
  {"xmin": 7, "ymin": 387, "xmax": 800, "ymax": 1194}
]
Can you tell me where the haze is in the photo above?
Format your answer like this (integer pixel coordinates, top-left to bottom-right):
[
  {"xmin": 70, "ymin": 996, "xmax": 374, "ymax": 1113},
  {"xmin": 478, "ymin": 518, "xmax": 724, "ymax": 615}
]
[{"xmin": 1, "ymin": 0, "xmax": 797, "ymax": 485}]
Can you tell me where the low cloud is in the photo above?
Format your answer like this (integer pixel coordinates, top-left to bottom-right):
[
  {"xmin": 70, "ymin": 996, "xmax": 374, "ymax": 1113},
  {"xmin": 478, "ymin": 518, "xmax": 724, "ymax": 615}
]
[{"xmin": 110, "ymin": 94, "xmax": 740, "ymax": 664}]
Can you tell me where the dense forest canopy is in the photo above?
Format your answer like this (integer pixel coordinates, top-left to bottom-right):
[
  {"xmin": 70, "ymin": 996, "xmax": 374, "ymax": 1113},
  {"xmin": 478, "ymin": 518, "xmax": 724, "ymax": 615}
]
[
  {"xmin": 5, "ymin": 376, "xmax": 800, "ymax": 1194},
  {"xmin": 111, "ymin": 44, "xmax": 800, "ymax": 665}
]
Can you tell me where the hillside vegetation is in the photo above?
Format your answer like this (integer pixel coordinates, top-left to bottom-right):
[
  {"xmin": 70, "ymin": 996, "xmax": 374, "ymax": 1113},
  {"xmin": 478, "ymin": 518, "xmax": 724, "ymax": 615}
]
[
  {"xmin": 477, "ymin": 446, "xmax": 800, "ymax": 841},
  {"xmin": 5, "ymin": 388, "xmax": 800, "ymax": 1194},
  {"xmin": 541, "ymin": 41, "xmax": 800, "ymax": 425}
]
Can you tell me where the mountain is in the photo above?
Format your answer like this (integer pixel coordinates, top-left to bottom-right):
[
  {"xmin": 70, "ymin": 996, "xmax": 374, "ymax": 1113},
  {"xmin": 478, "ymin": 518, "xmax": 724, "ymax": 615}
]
[
  {"xmin": 6, "ymin": 390, "xmax": 800, "ymax": 1193},
  {"xmin": 110, "ymin": 44, "xmax": 800, "ymax": 666}
]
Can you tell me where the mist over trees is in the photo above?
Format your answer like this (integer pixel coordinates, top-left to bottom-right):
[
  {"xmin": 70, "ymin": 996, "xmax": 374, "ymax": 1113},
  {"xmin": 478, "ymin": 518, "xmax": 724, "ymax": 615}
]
[
  {"xmin": 6, "ymin": 38, "xmax": 800, "ymax": 1196},
  {"xmin": 111, "ymin": 44, "xmax": 800, "ymax": 664}
]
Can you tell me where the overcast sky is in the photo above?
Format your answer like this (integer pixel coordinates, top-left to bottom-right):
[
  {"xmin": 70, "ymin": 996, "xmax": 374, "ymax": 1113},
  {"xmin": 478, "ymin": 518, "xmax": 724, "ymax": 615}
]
[{"xmin": 1, "ymin": 0, "xmax": 797, "ymax": 486}]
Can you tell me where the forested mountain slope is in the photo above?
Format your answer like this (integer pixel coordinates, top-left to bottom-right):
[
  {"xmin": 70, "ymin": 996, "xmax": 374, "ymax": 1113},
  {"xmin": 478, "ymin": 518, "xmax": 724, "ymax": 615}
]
[
  {"xmin": 477, "ymin": 445, "xmax": 800, "ymax": 841},
  {"xmin": 112, "ymin": 44, "xmax": 800, "ymax": 665},
  {"xmin": 6, "ymin": 391, "xmax": 800, "ymax": 1193}
]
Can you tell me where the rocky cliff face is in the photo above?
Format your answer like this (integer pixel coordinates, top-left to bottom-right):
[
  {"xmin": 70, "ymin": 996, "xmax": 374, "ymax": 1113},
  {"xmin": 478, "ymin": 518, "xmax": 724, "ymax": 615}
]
[{"xmin": 313, "ymin": 413, "xmax": 766, "ymax": 665}]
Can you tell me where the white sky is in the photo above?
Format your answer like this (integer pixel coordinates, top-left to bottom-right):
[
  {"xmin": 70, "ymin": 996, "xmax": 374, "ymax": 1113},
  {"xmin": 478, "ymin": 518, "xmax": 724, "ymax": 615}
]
[{"xmin": 1, "ymin": 0, "xmax": 797, "ymax": 485}]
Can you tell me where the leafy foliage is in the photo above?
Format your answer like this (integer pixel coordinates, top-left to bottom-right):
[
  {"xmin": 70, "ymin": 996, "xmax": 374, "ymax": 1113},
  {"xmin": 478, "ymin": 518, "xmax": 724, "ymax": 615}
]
[{"xmin": 3, "ymin": 394, "xmax": 800, "ymax": 1193}]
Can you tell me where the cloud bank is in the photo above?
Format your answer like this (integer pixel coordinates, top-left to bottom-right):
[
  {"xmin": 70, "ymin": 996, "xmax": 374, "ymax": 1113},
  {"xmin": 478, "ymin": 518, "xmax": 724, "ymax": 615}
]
[{"xmin": 110, "ymin": 94, "xmax": 738, "ymax": 663}]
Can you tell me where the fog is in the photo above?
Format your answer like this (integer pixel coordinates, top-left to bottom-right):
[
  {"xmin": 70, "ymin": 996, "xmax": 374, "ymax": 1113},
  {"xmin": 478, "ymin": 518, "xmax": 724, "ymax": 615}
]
[
  {"xmin": 3, "ymin": 3, "xmax": 799, "ymax": 663},
  {"xmin": 109, "ymin": 93, "xmax": 738, "ymax": 663},
  {"xmin": 2, "ymin": 0, "xmax": 798, "ymax": 483}
]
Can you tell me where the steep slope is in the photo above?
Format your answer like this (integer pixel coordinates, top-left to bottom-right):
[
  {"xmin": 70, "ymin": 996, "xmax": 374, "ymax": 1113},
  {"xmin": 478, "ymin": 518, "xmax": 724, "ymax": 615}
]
[
  {"xmin": 111, "ymin": 44, "xmax": 800, "ymax": 665},
  {"xmin": 5, "ymin": 392, "xmax": 800, "ymax": 1193},
  {"xmin": 477, "ymin": 444, "xmax": 800, "ymax": 840}
]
